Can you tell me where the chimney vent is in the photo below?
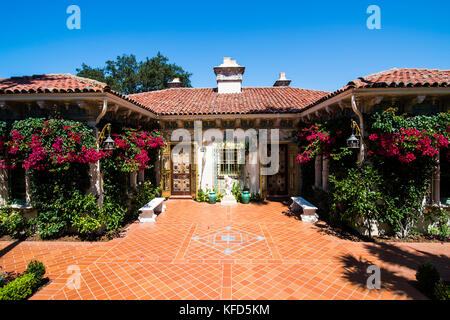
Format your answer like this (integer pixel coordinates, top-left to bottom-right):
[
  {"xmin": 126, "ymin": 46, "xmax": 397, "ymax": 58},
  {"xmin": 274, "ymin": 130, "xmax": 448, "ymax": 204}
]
[
  {"xmin": 168, "ymin": 78, "xmax": 183, "ymax": 88},
  {"xmin": 214, "ymin": 57, "xmax": 245, "ymax": 94},
  {"xmin": 273, "ymin": 72, "xmax": 291, "ymax": 87}
]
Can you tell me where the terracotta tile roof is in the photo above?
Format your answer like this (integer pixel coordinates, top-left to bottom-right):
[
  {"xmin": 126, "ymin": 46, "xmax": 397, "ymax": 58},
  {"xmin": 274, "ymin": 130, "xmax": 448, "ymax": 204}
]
[
  {"xmin": 128, "ymin": 87, "xmax": 329, "ymax": 115},
  {"xmin": 307, "ymin": 68, "xmax": 450, "ymax": 110},
  {"xmin": 0, "ymin": 74, "xmax": 108, "ymax": 94},
  {"xmin": 0, "ymin": 74, "xmax": 152, "ymax": 112},
  {"xmin": 1, "ymin": 68, "xmax": 448, "ymax": 116}
]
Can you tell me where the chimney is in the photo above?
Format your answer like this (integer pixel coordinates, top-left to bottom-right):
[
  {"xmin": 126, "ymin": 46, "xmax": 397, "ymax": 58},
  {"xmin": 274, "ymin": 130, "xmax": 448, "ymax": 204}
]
[
  {"xmin": 273, "ymin": 72, "xmax": 291, "ymax": 87},
  {"xmin": 214, "ymin": 57, "xmax": 245, "ymax": 94},
  {"xmin": 168, "ymin": 78, "xmax": 183, "ymax": 88}
]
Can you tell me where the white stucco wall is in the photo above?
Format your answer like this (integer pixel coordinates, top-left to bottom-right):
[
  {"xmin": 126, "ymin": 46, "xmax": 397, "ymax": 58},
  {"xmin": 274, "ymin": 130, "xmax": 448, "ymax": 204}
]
[
  {"xmin": 198, "ymin": 143, "xmax": 215, "ymax": 191},
  {"xmin": 217, "ymin": 81, "xmax": 242, "ymax": 94},
  {"xmin": 243, "ymin": 150, "xmax": 260, "ymax": 194}
]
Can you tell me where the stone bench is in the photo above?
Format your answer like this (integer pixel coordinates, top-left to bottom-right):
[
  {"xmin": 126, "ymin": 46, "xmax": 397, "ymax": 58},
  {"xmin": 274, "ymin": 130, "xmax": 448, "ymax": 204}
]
[
  {"xmin": 138, "ymin": 198, "xmax": 166, "ymax": 223},
  {"xmin": 290, "ymin": 197, "xmax": 319, "ymax": 223}
]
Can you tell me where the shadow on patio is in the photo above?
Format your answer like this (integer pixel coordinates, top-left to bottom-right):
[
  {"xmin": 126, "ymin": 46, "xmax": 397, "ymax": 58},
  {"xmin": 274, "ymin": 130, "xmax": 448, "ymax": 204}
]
[{"xmin": 337, "ymin": 242, "xmax": 450, "ymax": 299}]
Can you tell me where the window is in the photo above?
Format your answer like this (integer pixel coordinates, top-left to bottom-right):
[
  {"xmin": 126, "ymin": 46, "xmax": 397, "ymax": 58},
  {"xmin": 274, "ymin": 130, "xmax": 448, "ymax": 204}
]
[{"xmin": 217, "ymin": 146, "xmax": 243, "ymax": 179}]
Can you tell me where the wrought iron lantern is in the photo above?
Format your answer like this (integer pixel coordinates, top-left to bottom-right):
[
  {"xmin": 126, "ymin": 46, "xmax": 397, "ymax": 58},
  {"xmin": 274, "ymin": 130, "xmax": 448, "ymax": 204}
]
[
  {"xmin": 98, "ymin": 123, "xmax": 115, "ymax": 151},
  {"xmin": 102, "ymin": 135, "xmax": 115, "ymax": 151},
  {"xmin": 346, "ymin": 133, "xmax": 360, "ymax": 149},
  {"xmin": 347, "ymin": 119, "xmax": 361, "ymax": 149}
]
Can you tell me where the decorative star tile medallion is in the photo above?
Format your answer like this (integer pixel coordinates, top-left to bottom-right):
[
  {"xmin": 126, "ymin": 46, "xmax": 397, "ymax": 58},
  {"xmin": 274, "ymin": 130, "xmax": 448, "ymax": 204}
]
[{"xmin": 192, "ymin": 226, "xmax": 266, "ymax": 255}]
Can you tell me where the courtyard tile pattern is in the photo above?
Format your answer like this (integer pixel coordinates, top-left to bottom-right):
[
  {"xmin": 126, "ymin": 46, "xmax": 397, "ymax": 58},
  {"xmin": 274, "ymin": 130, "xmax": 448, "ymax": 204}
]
[{"xmin": 1, "ymin": 200, "xmax": 449, "ymax": 300}]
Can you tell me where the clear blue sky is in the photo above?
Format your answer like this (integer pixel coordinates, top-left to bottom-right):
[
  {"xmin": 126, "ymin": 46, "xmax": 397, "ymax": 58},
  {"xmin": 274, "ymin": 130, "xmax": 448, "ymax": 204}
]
[{"xmin": 0, "ymin": 0, "xmax": 448, "ymax": 92}]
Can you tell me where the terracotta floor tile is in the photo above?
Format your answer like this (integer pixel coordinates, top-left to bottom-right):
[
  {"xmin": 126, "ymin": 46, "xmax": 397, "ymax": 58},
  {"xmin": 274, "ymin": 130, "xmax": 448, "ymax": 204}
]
[{"xmin": 1, "ymin": 200, "xmax": 446, "ymax": 300}]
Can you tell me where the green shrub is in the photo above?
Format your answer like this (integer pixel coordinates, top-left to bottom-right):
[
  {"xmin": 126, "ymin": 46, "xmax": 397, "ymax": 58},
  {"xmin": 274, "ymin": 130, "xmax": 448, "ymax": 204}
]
[
  {"xmin": 37, "ymin": 208, "xmax": 67, "ymax": 239},
  {"xmin": 426, "ymin": 206, "xmax": 450, "ymax": 240},
  {"xmin": 197, "ymin": 189, "xmax": 209, "ymax": 202},
  {"xmin": 0, "ymin": 273, "xmax": 38, "ymax": 300},
  {"xmin": 434, "ymin": 282, "xmax": 450, "ymax": 300},
  {"xmin": 416, "ymin": 262, "xmax": 441, "ymax": 297},
  {"xmin": 232, "ymin": 182, "xmax": 242, "ymax": 202},
  {"xmin": 26, "ymin": 260, "xmax": 46, "ymax": 279},
  {"xmin": 64, "ymin": 191, "xmax": 126, "ymax": 237},
  {"xmin": 214, "ymin": 188, "xmax": 224, "ymax": 202},
  {"xmin": 0, "ymin": 207, "xmax": 36, "ymax": 238},
  {"xmin": 99, "ymin": 201, "xmax": 126, "ymax": 233},
  {"xmin": 329, "ymin": 165, "xmax": 383, "ymax": 237},
  {"xmin": 197, "ymin": 187, "xmax": 225, "ymax": 202},
  {"xmin": 130, "ymin": 182, "xmax": 160, "ymax": 220},
  {"xmin": 0, "ymin": 260, "xmax": 46, "ymax": 300},
  {"xmin": 72, "ymin": 215, "xmax": 101, "ymax": 236},
  {"xmin": 64, "ymin": 191, "xmax": 101, "ymax": 236}
]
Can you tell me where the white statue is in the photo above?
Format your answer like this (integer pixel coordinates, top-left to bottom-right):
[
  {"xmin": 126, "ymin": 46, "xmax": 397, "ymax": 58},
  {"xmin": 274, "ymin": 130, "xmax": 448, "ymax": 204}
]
[
  {"xmin": 224, "ymin": 175, "xmax": 233, "ymax": 196},
  {"xmin": 221, "ymin": 175, "xmax": 237, "ymax": 206}
]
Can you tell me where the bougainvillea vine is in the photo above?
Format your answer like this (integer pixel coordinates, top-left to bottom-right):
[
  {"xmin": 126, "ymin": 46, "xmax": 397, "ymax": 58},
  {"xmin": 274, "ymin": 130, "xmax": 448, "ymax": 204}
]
[
  {"xmin": 1, "ymin": 118, "xmax": 105, "ymax": 171},
  {"xmin": 296, "ymin": 124, "xmax": 336, "ymax": 164},
  {"xmin": 111, "ymin": 127, "xmax": 166, "ymax": 172}
]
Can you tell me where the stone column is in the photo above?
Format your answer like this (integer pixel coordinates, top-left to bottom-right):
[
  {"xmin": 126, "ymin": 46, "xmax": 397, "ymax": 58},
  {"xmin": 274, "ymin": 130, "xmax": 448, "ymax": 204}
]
[
  {"xmin": 0, "ymin": 167, "xmax": 8, "ymax": 206},
  {"xmin": 25, "ymin": 169, "xmax": 32, "ymax": 205},
  {"xmin": 138, "ymin": 171, "xmax": 145, "ymax": 184},
  {"xmin": 314, "ymin": 154, "xmax": 322, "ymax": 189},
  {"xmin": 130, "ymin": 171, "xmax": 138, "ymax": 190},
  {"xmin": 87, "ymin": 123, "xmax": 103, "ymax": 207},
  {"xmin": 432, "ymin": 153, "xmax": 440, "ymax": 203},
  {"xmin": 155, "ymin": 151, "xmax": 161, "ymax": 188},
  {"xmin": 322, "ymin": 155, "xmax": 330, "ymax": 192}
]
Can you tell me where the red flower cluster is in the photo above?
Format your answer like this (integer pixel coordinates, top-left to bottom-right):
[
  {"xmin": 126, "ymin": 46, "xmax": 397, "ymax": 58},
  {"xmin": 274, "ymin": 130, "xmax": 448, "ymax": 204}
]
[
  {"xmin": 2, "ymin": 121, "xmax": 106, "ymax": 171},
  {"xmin": 368, "ymin": 127, "xmax": 449, "ymax": 163},
  {"xmin": 296, "ymin": 125, "xmax": 335, "ymax": 164},
  {"xmin": 112, "ymin": 128, "xmax": 166, "ymax": 172}
]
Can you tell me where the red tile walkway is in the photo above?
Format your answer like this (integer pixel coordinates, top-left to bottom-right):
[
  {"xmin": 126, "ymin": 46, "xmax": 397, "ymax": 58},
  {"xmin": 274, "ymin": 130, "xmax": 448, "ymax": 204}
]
[{"xmin": 1, "ymin": 200, "xmax": 449, "ymax": 300}]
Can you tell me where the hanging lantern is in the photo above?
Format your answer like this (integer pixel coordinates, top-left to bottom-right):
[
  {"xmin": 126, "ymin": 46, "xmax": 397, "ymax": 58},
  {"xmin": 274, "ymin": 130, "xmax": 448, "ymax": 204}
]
[
  {"xmin": 102, "ymin": 135, "xmax": 115, "ymax": 151},
  {"xmin": 347, "ymin": 133, "xmax": 360, "ymax": 149}
]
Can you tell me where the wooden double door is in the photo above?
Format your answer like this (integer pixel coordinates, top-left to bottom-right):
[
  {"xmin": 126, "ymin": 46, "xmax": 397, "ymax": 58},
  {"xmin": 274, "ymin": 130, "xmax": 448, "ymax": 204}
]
[
  {"xmin": 267, "ymin": 144, "xmax": 288, "ymax": 197},
  {"xmin": 171, "ymin": 146, "xmax": 191, "ymax": 196}
]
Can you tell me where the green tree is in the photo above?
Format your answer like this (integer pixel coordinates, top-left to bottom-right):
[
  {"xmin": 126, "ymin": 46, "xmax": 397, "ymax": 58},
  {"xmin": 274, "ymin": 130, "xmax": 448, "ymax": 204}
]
[{"xmin": 76, "ymin": 52, "xmax": 192, "ymax": 94}]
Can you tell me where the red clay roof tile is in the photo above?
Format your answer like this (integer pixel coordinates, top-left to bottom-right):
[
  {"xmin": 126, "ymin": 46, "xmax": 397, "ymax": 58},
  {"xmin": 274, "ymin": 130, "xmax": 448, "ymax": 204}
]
[
  {"xmin": 1, "ymin": 68, "xmax": 448, "ymax": 116},
  {"xmin": 128, "ymin": 87, "xmax": 329, "ymax": 115},
  {"xmin": 0, "ymin": 74, "xmax": 152, "ymax": 112},
  {"xmin": 0, "ymin": 74, "xmax": 107, "ymax": 94},
  {"xmin": 307, "ymin": 68, "xmax": 450, "ymax": 110}
]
